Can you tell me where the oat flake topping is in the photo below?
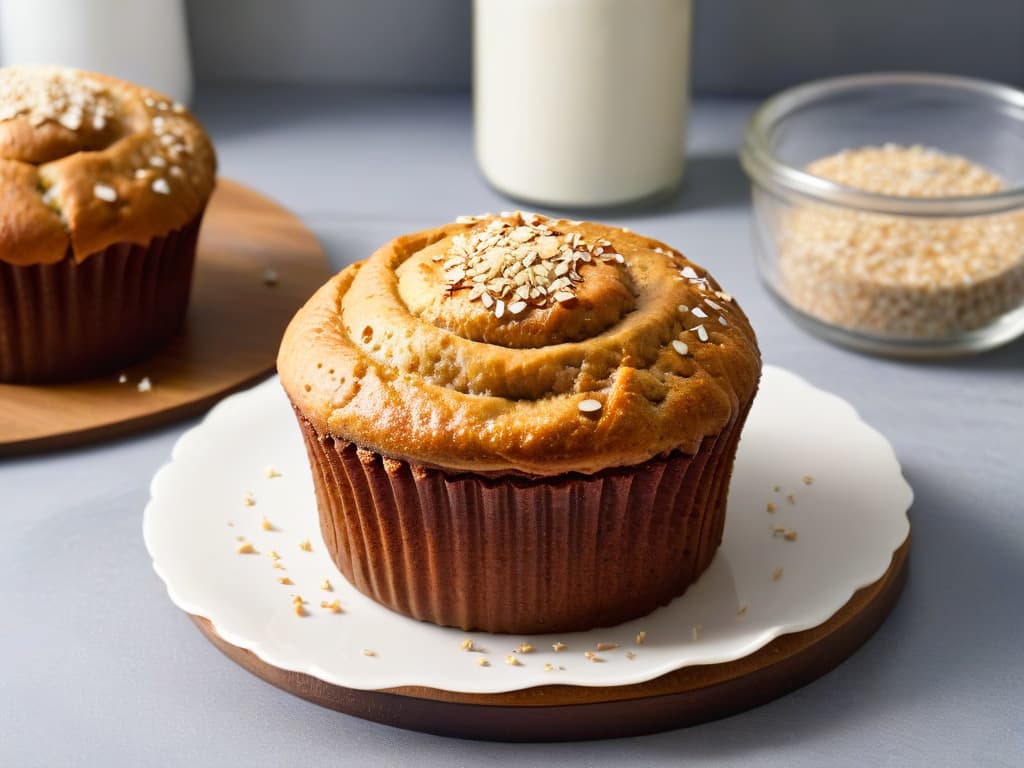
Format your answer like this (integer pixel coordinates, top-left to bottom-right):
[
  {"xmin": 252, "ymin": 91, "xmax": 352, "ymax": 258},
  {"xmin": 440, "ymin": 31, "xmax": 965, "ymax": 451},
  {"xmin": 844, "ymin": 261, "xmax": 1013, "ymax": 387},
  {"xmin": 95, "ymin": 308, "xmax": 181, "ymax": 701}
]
[
  {"xmin": 0, "ymin": 67, "xmax": 114, "ymax": 130},
  {"xmin": 437, "ymin": 211, "xmax": 625, "ymax": 318}
]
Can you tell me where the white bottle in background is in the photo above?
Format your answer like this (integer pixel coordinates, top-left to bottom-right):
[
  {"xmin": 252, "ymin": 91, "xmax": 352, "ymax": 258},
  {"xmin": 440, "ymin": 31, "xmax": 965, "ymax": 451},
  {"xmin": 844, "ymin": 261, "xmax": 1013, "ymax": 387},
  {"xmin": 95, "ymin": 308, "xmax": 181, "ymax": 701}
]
[
  {"xmin": 474, "ymin": 0, "xmax": 692, "ymax": 208},
  {"xmin": 0, "ymin": 0, "xmax": 193, "ymax": 104}
]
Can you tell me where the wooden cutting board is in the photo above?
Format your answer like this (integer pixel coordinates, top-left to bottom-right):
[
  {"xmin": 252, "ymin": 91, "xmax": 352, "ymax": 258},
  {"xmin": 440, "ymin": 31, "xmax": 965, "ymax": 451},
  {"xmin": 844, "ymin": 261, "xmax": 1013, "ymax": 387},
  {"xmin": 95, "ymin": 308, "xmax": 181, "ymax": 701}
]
[
  {"xmin": 193, "ymin": 538, "xmax": 909, "ymax": 741},
  {"xmin": 0, "ymin": 179, "xmax": 330, "ymax": 455}
]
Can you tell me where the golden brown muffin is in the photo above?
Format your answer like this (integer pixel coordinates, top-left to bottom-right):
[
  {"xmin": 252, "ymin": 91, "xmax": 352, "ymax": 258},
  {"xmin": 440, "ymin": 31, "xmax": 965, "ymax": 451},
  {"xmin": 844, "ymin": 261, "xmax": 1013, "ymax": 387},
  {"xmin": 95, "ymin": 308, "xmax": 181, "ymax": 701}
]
[
  {"xmin": 279, "ymin": 212, "xmax": 761, "ymax": 633},
  {"xmin": 0, "ymin": 66, "xmax": 217, "ymax": 382}
]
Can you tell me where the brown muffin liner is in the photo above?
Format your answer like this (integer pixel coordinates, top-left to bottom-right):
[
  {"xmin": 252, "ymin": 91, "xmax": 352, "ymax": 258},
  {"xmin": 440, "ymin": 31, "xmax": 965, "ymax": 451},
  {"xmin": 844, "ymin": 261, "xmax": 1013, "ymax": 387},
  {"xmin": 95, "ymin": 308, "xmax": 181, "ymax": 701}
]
[
  {"xmin": 295, "ymin": 399, "xmax": 753, "ymax": 635},
  {"xmin": 0, "ymin": 214, "xmax": 203, "ymax": 383}
]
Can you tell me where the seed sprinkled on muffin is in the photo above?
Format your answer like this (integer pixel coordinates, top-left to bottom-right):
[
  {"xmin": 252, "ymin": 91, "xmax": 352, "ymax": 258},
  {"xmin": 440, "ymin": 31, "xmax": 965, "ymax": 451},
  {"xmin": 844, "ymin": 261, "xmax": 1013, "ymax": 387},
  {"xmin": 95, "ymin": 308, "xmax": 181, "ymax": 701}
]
[
  {"xmin": 438, "ymin": 211, "xmax": 626, "ymax": 317},
  {"xmin": 93, "ymin": 183, "xmax": 117, "ymax": 202}
]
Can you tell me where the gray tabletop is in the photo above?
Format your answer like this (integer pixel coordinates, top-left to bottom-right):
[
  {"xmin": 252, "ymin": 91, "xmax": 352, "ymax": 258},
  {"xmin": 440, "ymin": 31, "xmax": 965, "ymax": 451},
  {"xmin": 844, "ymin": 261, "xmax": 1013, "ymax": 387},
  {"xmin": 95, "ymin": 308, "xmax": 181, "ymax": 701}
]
[{"xmin": 2, "ymin": 86, "xmax": 1022, "ymax": 768}]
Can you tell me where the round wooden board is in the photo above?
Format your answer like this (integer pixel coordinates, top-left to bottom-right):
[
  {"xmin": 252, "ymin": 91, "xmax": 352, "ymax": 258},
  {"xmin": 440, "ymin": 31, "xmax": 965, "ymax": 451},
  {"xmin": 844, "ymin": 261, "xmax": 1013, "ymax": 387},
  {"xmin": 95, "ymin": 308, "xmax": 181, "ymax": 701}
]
[
  {"xmin": 192, "ymin": 538, "xmax": 909, "ymax": 742},
  {"xmin": 0, "ymin": 179, "xmax": 330, "ymax": 456}
]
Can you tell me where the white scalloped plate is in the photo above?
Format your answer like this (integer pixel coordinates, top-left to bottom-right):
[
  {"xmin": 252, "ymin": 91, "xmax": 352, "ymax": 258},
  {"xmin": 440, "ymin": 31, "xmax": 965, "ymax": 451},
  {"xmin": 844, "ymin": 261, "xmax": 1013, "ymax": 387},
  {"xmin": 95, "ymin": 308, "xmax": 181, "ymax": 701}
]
[{"xmin": 144, "ymin": 365, "xmax": 911, "ymax": 694}]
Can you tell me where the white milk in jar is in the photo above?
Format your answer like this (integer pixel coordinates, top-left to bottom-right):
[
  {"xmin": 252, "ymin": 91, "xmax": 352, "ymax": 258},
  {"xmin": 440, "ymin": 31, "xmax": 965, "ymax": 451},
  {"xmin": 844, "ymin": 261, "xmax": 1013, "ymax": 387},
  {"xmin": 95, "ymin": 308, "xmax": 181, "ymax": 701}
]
[{"xmin": 474, "ymin": 0, "xmax": 692, "ymax": 207}]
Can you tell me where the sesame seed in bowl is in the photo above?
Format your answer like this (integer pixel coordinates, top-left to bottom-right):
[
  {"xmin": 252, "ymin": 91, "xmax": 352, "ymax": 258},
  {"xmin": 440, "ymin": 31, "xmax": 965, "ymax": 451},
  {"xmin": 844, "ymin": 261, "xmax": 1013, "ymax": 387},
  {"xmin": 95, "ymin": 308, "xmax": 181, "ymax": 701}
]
[{"xmin": 741, "ymin": 72, "xmax": 1024, "ymax": 357}]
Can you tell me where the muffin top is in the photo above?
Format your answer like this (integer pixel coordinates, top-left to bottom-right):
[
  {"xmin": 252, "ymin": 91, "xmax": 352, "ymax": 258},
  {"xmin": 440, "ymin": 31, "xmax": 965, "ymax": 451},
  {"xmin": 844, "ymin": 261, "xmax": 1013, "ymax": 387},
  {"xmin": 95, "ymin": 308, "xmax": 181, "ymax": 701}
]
[
  {"xmin": 0, "ymin": 66, "xmax": 216, "ymax": 265},
  {"xmin": 279, "ymin": 213, "xmax": 761, "ymax": 476}
]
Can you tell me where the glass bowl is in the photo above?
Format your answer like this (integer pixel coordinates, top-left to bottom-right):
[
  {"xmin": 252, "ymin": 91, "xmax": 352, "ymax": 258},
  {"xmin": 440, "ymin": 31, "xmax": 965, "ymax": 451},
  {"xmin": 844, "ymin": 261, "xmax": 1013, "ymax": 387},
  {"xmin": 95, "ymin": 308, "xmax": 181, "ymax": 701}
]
[{"xmin": 740, "ymin": 72, "xmax": 1024, "ymax": 357}]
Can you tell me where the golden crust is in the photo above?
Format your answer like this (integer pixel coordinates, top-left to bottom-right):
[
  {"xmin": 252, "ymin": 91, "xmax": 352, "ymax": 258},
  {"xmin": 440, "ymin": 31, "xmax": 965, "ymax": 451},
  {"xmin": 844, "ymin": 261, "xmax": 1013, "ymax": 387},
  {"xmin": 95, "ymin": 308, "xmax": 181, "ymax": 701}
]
[
  {"xmin": 0, "ymin": 66, "xmax": 216, "ymax": 265},
  {"xmin": 279, "ymin": 215, "xmax": 761, "ymax": 476}
]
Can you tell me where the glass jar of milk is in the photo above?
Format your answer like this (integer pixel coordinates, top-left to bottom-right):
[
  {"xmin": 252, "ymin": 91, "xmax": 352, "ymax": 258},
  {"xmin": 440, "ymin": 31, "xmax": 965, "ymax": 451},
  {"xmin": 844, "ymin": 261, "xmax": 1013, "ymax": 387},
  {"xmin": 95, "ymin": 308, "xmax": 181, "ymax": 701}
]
[{"xmin": 473, "ymin": 0, "xmax": 692, "ymax": 208}]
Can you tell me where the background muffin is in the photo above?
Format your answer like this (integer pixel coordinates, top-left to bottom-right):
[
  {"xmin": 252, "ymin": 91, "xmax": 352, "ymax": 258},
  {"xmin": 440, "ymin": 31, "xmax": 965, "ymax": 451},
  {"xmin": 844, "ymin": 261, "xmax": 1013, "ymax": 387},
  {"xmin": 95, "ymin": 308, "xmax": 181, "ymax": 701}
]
[
  {"xmin": 279, "ymin": 212, "xmax": 761, "ymax": 633},
  {"xmin": 0, "ymin": 66, "xmax": 216, "ymax": 383}
]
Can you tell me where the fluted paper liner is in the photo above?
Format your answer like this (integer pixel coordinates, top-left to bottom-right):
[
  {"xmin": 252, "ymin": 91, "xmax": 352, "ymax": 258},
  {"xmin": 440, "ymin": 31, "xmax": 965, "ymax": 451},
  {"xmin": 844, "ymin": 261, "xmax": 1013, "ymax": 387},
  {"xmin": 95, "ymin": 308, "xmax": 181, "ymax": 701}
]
[
  {"xmin": 296, "ymin": 399, "xmax": 753, "ymax": 635},
  {"xmin": 0, "ymin": 215, "xmax": 202, "ymax": 383}
]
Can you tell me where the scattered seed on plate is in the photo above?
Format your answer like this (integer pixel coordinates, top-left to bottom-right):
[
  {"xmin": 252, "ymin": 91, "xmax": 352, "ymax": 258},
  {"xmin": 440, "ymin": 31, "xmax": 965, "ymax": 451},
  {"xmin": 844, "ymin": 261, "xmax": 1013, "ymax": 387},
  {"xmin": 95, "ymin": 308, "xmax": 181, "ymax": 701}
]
[
  {"xmin": 320, "ymin": 600, "xmax": 342, "ymax": 613},
  {"xmin": 242, "ymin": 492, "xmax": 256, "ymax": 507},
  {"xmin": 260, "ymin": 517, "xmax": 273, "ymax": 531},
  {"xmin": 264, "ymin": 466, "xmax": 282, "ymax": 478},
  {"xmin": 803, "ymin": 475, "xmax": 814, "ymax": 485},
  {"xmin": 299, "ymin": 539, "xmax": 312, "ymax": 552},
  {"xmin": 461, "ymin": 639, "xmax": 475, "ymax": 652},
  {"xmin": 773, "ymin": 566, "xmax": 784, "ymax": 582},
  {"xmin": 236, "ymin": 541, "xmax": 255, "ymax": 554},
  {"xmin": 362, "ymin": 649, "xmax": 376, "ymax": 657},
  {"xmin": 505, "ymin": 655, "xmax": 521, "ymax": 666},
  {"xmin": 595, "ymin": 643, "xmax": 619, "ymax": 652},
  {"xmin": 320, "ymin": 578, "xmax": 332, "ymax": 591},
  {"xmin": 277, "ymin": 577, "xmax": 293, "ymax": 585},
  {"xmin": 635, "ymin": 631, "xmax": 647, "ymax": 646},
  {"xmin": 552, "ymin": 642, "xmax": 568, "ymax": 652},
  {"xmin": 625, "ymin": 651, "xmax": 637, "ymax": 660},
  {"xmin": 477, "ymin": 658, "xmax": 490, "ymax": 667},
  {"xmin": 583, "ymin": 651, "xmax": 604, "ymax": 663},
  {"xmin": 736, "ymin": 604, "xmax": 748, "ymax": 617},
  {"xmin": 515, "ymin": 642, "xmax": 535, "ymax": 654},
  {"xmin": 767, "ymin": 503, "xmax": 777, "ymax": 513}
]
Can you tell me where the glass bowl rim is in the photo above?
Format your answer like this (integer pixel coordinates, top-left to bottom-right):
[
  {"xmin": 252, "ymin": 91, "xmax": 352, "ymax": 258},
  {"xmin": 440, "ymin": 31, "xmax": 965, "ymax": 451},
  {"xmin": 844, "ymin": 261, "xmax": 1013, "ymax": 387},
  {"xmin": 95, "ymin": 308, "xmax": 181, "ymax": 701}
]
[{"xmin": 739, "ymin": 71, "xmax": 1024, "ymax": 217}]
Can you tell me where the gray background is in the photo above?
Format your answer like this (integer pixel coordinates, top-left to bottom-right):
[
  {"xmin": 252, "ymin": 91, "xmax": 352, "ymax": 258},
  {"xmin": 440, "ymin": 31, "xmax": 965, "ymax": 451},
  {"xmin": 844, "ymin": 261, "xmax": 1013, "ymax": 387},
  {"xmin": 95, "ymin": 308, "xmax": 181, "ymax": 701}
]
[
  {"xmin": 2, "ymin": 2, "xmax": 1024, "ymax": 767},
  {"xmin": 184, "ymin": 0, "xmax": 1024, "ymax": 93}
]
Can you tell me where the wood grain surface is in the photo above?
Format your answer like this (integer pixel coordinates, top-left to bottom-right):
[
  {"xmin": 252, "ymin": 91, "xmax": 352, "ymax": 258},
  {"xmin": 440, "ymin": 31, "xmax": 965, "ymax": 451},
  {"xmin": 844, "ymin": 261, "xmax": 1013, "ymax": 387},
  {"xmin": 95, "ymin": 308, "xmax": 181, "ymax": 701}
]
[
  {"xmin": 0, "ymin": 179, "xmax": 329, "ymax": 455},
  {"xmin": 193, "ymin": 538, "xmax": 910, "ymax": 741}
]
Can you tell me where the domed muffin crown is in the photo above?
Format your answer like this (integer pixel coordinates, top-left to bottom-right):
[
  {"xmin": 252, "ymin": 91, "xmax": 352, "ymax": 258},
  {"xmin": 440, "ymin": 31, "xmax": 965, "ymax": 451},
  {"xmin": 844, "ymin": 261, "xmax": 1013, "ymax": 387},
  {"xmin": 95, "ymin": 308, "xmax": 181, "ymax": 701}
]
[
  {"xmin": 0, "ymin": 66, "xmax": 216, "ymax": 265},
  {"xmin": 279, "ymin": 213, "xmax": 760, "ymax": 475}
]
